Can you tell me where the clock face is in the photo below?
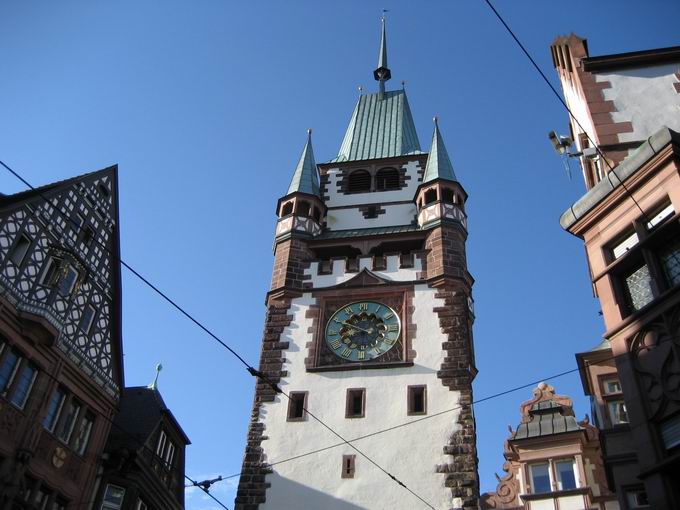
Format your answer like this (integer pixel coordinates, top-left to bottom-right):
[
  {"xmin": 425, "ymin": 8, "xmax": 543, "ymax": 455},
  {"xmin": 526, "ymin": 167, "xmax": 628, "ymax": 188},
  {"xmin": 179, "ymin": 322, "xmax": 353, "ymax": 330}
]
[{"xmin": 324, "ymin": 300, "xmax": 401, "ymax": 362}]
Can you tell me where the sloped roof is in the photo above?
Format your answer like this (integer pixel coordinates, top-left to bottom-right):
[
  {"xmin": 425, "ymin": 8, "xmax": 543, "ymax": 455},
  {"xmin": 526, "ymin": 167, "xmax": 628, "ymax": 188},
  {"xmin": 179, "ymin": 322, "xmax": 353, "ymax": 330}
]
[
  {"xmin": 422, "ymin": 119, "xmax": 457, "ymax": 184},
  {"xmin": 287, "ymin": 130, "xmax": 320, "ymax": 197},
  {"xmin": 111, "ymin": 386, "xmax": 191, "ymax": 447},
  {"xmin": 513, "ymin": 399, "xmax": 583, "ymax": 440},
  {"xmin": 332, "ymin": 90, "xmax": 422, "ymax": 163}
]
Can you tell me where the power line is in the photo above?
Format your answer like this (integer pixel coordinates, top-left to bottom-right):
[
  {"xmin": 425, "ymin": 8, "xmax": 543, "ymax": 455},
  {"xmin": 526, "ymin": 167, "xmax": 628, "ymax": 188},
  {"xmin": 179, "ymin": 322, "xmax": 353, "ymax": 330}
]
[
  {"xmin": 479, "ymin": 0, "xmax": 655, "ymax": 224},
  {"xmin": 0, "ymin": 159, "xmax": 437, "ymax": 510},
  {"xmin": 0, "ymin": 292, "xmax": 231, "ymax": 510},
  {"xmin": 189, "ymin": 342, "xmax": 634, "ymax": 489}
]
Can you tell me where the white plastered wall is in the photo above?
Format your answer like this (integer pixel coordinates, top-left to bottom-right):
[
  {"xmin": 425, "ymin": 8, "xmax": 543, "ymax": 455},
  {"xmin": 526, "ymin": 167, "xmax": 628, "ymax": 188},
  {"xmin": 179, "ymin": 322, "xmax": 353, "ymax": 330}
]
[
  {"xmin": 599, "ymin": 63, "xmax": 680, "ymax": 142},
  {"xmin": 323, "ymin": 160, "xmax": 422, "ymax": 231},
  {"xmin": 258, "ymin": 274, "xmax": 461, "ymax": 510},
  {"xmin": 306, "ymin": 255, "xmax": 422, "ymax": 288}
]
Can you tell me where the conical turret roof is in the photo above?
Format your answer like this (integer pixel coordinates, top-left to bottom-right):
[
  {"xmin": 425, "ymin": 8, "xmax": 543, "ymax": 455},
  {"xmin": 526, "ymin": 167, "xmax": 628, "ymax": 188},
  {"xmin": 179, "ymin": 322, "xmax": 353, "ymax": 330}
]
[
  {"xmin": 422, "ymin": 118, "xmax": 457, "ymax": 184},
  {"xmin": 287, "ymin": 130, "xmax": 320, "ymax": 197}
]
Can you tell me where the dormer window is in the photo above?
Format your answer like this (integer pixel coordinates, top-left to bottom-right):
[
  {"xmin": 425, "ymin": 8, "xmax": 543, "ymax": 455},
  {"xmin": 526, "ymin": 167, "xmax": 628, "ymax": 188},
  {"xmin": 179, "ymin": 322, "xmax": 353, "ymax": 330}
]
[
  {"xmin": 376, "ymin": 168, "xmax": 400, "ymax": 191},
  {"xmin": 347, "ymin": 170, "xmax": 371, "ymax": 193}
]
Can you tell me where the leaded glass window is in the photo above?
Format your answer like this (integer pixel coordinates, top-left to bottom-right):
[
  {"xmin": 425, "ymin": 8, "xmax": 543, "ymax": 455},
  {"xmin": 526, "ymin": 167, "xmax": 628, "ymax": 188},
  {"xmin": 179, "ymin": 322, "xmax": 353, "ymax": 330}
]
[
  {"xmin": 624, "ymin": 263, "xmax": 654, "ymax": 311},
  {"xmin": 660, "ymin": 233, "xmax": 680, "ymax": 287}
]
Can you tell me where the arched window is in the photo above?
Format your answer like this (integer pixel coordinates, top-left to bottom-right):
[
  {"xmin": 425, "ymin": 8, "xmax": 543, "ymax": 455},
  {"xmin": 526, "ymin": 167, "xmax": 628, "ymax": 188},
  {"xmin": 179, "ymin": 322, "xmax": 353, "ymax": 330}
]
[
  {"xmin": 441, "ymin": 188, "xmax": 454, "ymax": 204},
  {"xmin": 375, "ymin": 168, "xmax": 400, "ymax": 191},
  {"xmin": 281, "ymin": 202, "xmax": 293, "ymax": 216},
  {"xmin": 424, "ymin": 189, "xmax": 437, "ymax": 205},
  {"xmin": 312, "ymin": 207, "xmax": 321, "ymax": 222},
  {"xmin": 297, "ymin": 201, "xmax": 310, "ymax": 217},
  {"xmin": 347, "ymin": 170, "xmax": 371, "ymax": 193}
]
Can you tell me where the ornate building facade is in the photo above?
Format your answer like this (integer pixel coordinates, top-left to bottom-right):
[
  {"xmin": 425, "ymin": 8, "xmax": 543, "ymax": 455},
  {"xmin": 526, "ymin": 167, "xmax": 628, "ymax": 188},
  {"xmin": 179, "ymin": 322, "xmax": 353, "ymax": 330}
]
[
  {"xmin": 552, "ymin": 35, "xmax": 680, "ymax": 509},
  {"xmin": 0, "ymin": 167, "xmax": 123, "ymax": 508},
  {"xmin": 0, "ymin": 166, "xmax": 189, "ymax": 510},
  {"xmin": 235, "ymin": 20, "xmax": 478, "ymax": 510},
  {"xmin": 481, "ymin": 383, "xmax": 618, "ymax": 510}
]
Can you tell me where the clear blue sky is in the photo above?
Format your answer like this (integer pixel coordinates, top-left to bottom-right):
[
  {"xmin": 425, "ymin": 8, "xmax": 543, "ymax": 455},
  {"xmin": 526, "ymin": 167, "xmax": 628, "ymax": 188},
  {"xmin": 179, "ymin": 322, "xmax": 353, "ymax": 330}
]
[{"xmin": 1, "ymin": 1, "xmax": 678, "ymax": 508}]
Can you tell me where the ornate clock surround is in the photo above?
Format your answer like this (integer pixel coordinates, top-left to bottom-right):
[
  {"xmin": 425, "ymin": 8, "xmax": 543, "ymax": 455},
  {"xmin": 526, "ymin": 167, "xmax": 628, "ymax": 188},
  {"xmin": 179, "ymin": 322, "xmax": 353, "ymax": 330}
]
[{"xmin": 305, "ymin": 279, "xmax": 417, "ymax": 372}]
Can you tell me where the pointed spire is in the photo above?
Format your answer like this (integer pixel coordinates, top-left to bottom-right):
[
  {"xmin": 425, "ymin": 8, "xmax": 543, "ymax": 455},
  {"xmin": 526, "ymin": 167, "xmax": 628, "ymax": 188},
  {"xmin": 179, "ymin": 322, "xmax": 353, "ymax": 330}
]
[
  {"xmin": 287, "ymin": 129, "xmax": 320, "ymax": 197},
  {"xmin": 373, "ymin": 15, "xmax": 392, "ymax": 95},
  {"xmin": 423, "ymin": 117, "xmax": 457, "ymax": 184}
]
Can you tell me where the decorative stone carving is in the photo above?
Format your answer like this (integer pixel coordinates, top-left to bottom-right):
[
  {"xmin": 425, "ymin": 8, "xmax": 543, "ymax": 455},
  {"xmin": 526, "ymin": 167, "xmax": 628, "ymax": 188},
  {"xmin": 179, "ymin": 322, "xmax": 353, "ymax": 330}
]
[{"xmin": 630, "ymin": 304, "xmax": 680, "ymax": 420}]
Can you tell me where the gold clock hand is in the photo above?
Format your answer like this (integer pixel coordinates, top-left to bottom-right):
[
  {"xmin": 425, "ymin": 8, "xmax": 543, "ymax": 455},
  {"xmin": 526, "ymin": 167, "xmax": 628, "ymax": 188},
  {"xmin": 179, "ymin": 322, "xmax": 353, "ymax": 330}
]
[{"xmin": 340, "ymin": 321, "xmax": 371, "ymax": 334}]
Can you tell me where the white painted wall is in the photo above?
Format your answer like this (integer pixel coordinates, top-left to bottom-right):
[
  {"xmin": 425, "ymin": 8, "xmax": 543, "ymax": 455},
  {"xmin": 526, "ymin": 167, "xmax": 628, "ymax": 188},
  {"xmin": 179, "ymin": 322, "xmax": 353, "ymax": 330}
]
[
  {"xmin": 599, "ymin": 64, "xmax": 680, "ymax": 143},
  {"xmin": 305, "ymin": 255, "xmax": 422, "ymax": 288},
  {"xmin": 259, "ymin": 279, "xmax": 462, "ymax": 510},
  {"xmin": 326, "ymin": 203, "xmax": 418, "ymax": 231},
  {"xmin": 323, "ymin": 159, "xmax": 422, "ymax": 230}
]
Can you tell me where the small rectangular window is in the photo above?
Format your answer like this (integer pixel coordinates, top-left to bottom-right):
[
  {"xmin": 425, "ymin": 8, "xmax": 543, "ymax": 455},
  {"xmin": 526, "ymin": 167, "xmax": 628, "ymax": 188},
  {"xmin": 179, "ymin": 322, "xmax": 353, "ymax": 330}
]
[
  {"xmin": 43, "ymin": 388, "xmax": 66, "ymax": 432},
  {"xmin": 41, "ymin": 256, "xmax": 64, "ymax": 287},
  {"xmin": 646, "ymin": 202, "xmax": 674, "ymax": 230},
  {"xmin": 626, "ymin": 488, "xmax": 650, "ymax": 509},
  {"xmin": 79, "ymin": 227, "xmax": 95, "ymax": 249},
  {"xmin": 529, "ymin": 463, "xmax": 551, "ymax": 493},
  {"xmin": 9, "ymin": 362, "xmax": 37, "ymax": 409},
  {"xmin": 555, "ymin": 459, "xmax": 577, "ymax": 490},
  {"xmin": 287, "ymin": 392, "xmax": 307, "ymax": 421},
  {"xmin": 165, "ymin": 441, "xmax": 176, "ymax": 467},
  {"xmin": 660, "ymin": 414, "xmax": 680, "ymax": 450},
  {"xmin": 608, "ymin": 399, "xmax": 629, "ymax": 425},
  {"xmin": 80, "ymin": 306, "xmax": 96, "ymax": 333},
  {"xmin": 101, "ymin": 484, "xmax": 125, "ymax": 510},
  {"xmin": 611, "ymin": 231, "xmax": 639, "ymax": 260},
  {"xmin": 0, "ymin": 350, "xmax": 20, "ymax": 393},
  {"xmin": 73, "ymin": 412, "xmax": 94, "ymax": 455},
  {"xmin": 57, "ymin": 399, "xmax": 81, "ymax": 443},
  {"xmin": 624, "ymin": 263, "xmax": 654, "ymax": 311},
  {"xmin": 9, "ymin": 235, "xmax": 31, "ymax": 266},
  {"xmin": 659, "ymin": 231, "xmax": 680, "ymax": 288},
  {"xmin": 407, "ymin": 385, "xmax": 427, "ymax": 415},
  {"xmin": 345, "ymin": 388, "xmax": 365, "ymax": 418},
  {"xmin": 57, "ymin": 265, "xmax": 79, "ymax": 296},
  {"xmin": 341, "ymin": 455, "xmax": 355, "ymax": 479},
  {"xmin": 603, "ymin": 379, "xmax": 622, "ymax": 394}
]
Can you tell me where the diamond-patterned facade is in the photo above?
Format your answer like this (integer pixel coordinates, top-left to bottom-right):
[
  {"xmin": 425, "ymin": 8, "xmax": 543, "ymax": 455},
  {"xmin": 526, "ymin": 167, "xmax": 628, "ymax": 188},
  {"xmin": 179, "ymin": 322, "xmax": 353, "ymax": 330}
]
[{"xmin": 0, "ymin": 169, "xmax": 120, "ymax": 396}]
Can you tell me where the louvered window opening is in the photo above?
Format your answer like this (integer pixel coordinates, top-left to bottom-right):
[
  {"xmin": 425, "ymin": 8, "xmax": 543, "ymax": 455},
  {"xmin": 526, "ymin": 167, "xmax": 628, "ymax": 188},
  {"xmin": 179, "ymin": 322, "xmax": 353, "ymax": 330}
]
[
  {"xmin": 375, "ymin": 168, "xmax": 400, "ymax": 191},
  {"xmin": 347, "ymin": 171, "xmax": 371, "ymax": 193}
]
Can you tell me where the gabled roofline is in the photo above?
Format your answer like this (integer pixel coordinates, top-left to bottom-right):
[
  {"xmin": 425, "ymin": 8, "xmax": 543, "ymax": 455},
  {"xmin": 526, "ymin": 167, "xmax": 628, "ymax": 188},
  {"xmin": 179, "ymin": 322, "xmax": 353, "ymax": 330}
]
[{"xmin": 582, "ymin": 45, "xmax": 680, "ymax": 72}]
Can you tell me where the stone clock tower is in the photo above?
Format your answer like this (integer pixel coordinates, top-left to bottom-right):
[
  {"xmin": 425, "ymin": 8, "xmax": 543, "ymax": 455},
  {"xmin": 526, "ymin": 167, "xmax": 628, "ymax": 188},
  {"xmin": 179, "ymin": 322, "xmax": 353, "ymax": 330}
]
[{"xmin": 236, "ymin": 19, "xmax": 478, "ymax": 510}]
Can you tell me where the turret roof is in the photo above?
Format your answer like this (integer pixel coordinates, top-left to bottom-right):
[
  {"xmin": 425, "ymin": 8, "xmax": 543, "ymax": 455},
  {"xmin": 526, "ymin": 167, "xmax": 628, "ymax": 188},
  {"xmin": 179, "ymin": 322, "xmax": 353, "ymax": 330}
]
[
  {"xmin": 422, "ymin": 119, "xmax": 457, "ymax": 184},
  {"xmin": 287, "ymin": 130, "xmax": 320, "ymax": 197}
]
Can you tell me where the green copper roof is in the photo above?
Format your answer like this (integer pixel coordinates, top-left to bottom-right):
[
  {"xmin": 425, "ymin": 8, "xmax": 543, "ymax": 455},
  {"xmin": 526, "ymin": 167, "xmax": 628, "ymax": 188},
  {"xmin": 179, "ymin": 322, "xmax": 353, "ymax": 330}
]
[
  {"xmin": 287, "ymin": 130, "xmax": 320, "ymax": 197},
  {"xmin": 422, "ymin": 118, "xmax": 457, "ymax": 184},
  {"xmin": 332, "ymin": 90, "xmax": 422, "ymax": 163}
]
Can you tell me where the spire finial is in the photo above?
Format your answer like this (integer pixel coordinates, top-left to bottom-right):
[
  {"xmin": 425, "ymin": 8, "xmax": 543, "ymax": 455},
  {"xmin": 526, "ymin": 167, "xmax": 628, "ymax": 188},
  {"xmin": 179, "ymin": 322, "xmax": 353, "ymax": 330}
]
[
  {"xmin": 433, "ymin": 116, "xmax": 439, "ymax": 126},
  {"xmin": 374, "ymin": 12, "xmax": 392, "ymax": 96},
  {"xmin": 148, "ymin": 363, "xmax": 162, "ymax": 390}
]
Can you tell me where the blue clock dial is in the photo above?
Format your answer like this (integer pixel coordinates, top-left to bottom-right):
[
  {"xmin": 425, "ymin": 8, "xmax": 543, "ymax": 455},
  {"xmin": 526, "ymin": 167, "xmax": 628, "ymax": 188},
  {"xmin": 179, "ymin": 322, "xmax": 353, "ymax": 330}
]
[{"xmin": 324, "ymin": 301, "xmax": 401, "ymax": 362}]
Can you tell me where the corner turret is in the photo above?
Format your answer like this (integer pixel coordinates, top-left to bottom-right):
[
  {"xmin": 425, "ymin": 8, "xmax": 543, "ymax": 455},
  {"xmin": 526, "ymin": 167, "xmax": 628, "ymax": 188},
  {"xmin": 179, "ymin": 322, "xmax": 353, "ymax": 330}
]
[{"xmin": 415, "ymin": 118, "xmax": 467, "ymax": 230}]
